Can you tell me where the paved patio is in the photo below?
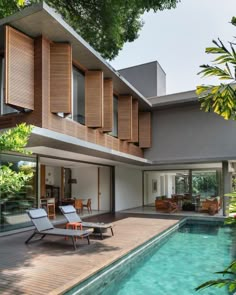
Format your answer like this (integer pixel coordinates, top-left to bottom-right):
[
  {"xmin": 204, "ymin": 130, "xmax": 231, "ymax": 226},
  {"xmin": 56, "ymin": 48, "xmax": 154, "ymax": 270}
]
[{"xmin": 0, "ymin": 213, "xmax": 180, "ymax": 295}]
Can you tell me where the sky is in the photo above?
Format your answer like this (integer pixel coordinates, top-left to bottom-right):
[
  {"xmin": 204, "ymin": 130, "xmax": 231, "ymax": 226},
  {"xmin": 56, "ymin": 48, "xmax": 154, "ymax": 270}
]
[{"xmin": 110, "ymin": 0, "xmax": 236, "ymax": 95}]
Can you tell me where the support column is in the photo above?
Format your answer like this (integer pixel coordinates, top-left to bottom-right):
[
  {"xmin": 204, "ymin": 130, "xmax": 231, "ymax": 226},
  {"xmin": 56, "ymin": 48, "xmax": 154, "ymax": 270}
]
[{"xmin": 222, "ymin": 161, "xmax": 232, "ymax": 216}]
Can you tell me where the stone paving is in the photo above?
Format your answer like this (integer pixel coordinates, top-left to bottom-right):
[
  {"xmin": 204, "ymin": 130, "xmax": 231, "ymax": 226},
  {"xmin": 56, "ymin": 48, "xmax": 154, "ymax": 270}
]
[{"xmin": 0, "ymin": 213, "xmax": 180, "ymax": 295}]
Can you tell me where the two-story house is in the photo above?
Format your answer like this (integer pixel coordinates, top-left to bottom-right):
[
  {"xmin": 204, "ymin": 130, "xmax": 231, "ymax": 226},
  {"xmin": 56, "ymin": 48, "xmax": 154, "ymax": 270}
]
[{"xmin": 0, "ymin": 2, "xmax": 235, "ymax": 233}]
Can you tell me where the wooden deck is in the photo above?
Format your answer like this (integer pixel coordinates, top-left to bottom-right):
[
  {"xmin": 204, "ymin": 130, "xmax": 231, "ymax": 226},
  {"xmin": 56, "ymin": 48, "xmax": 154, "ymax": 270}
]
[{"xmin": 0, "ymin": 213, "xmax": 180, "ymax": 295}]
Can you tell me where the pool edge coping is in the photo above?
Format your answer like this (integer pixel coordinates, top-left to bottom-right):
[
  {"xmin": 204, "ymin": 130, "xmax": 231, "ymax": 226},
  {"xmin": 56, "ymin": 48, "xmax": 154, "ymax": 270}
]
[{"xmin": 50, "ymin": 216, "xmax": 225, "ymax": 295}]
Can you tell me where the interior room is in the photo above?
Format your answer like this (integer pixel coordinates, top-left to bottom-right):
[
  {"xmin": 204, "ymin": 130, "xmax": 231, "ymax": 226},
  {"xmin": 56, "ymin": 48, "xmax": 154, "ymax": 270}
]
[
  {"xmin": 40, "ymin": 157, "xmax": 112, "ymax": 220},
  {"xmin": 143, "ymin": 167, "xmax": 222, "ymax": 215}
]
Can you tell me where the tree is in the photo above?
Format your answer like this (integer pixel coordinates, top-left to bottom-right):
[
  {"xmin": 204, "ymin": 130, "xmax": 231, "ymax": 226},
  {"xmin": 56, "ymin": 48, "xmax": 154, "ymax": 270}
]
[
  {"xmin": 1, "ymin": 0, "xmax": 179, "ymax": 60},
  {"xmin": 196, "ymin": 17, "xmax": 236, "ymax": 120},
  {"xmin": 0, "ymin": 123, "xmax": 33, "ymax": 197},
  {"xmin": 196, "ymin": 17, "xmax": 236, "ymax": 293}
]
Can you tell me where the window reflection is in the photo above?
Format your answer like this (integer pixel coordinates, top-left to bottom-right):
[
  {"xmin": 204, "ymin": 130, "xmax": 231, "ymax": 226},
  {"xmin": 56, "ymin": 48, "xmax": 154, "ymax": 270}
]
[
  {"xmin": 0, "ymin": 153, "xmax": 37, "ymax": 232},
  {"xmin": 110, "ymin": 95, "xmax": 118, "ymax": 137},
  {"xmin": 72, "ymin": 66, "xmax": 85, "ymax": 125}
]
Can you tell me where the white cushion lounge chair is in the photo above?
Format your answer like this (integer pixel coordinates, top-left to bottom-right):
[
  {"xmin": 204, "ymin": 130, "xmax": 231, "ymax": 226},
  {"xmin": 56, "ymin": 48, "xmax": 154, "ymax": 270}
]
[
  {"xmin": 25, "ymin": 208, "xmax": 91, "ymax": 250},
  {"xmin": 59, "ymin": 205, "xmax": 114, "ymax": 240}
]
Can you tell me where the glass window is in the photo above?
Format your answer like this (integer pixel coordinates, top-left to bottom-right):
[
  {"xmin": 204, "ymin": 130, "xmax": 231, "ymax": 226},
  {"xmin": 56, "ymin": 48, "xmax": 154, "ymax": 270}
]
[
  {"xmin": 192, "ymin": 170, "xmax": 219, "ymax": 197},
  {"xmin": 0, "ymin": 153, "xmax": 37, "ymax": 232},
  {"xmin": 110, "ymin": 95, "xmax": 118, "ymax": 137},
  {"xmin": 0, "ymin": 57, "xmax": 18, "ymax": 115},
  {"xmin": 72, "ymin": 66, "xmax": 85, "ymax": 125}
]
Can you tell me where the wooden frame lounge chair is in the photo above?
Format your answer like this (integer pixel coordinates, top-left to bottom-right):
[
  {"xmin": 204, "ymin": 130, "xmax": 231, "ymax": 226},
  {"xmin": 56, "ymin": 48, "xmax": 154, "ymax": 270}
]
[
  {"xmin": 59, "ymin": 205, "xmax": 114, "ymax": 240},
  {"xmin": 25, "ymin": 208, "xmax": 90, "ymax": 250}
]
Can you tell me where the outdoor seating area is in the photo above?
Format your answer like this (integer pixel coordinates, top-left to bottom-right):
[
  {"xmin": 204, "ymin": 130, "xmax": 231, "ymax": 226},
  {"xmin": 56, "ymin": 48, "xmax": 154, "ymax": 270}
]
[
  {"xmin": 60, "ymin": 205, "xmax": 114, "ymax": 240},
  {"xmin": 25, "ymin": 208, "xmax": 91, "ymax": 250},
  {"xmin": 155, "ymin": 195, "xmax": 222, "ymax": 216}
]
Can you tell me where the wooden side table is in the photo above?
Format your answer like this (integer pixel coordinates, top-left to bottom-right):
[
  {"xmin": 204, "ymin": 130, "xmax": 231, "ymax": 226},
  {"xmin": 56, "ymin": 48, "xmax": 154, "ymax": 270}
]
[{"xmin": 65, "ymin": 222, "xmax": 83, "ymax": 240}]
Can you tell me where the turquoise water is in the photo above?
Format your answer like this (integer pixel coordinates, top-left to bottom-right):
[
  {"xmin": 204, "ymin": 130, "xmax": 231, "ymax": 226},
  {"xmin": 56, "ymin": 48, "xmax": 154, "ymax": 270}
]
[
  {"xmin": 67, "ymin": 222, "xmax": 236, "ymax": 295},
  {"xmin": 103, "ymin": 223, "xmax": 235, "ymax": 295}
]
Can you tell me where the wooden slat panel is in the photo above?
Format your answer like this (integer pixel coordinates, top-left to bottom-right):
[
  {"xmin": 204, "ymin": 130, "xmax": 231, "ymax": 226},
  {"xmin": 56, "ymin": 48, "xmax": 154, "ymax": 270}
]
[
  {"xmin": 96, "ymin": 130, "xmax": 106, "ymax": 146},
  {"xmin": 85, "ymin": 71, "xmax": 103, "ymax": 127},
  {"xmin": 105, "ymin": 134, "xmax": 113, "ymax": 149},
  {"xmin": 128, "ymin": 143, "xmax": 144, "ymax": 158},
  {"xmin": 5, "ymin": 26, "xmax": 34, "ymax": 110},
  {"xmin": 129, "ymin": 99, "xmax": 138, "ymax": 143},
  {"xmin": 112, "ymin": 137, "xmax": 119, "ymax": 151},
  {"xmin": 50, "ymin": 43, "xmax": 72, "ymax": 114},
  {"xmin": 118, "ymin": 95, "xmax": 132, "ymax": 140},
  {"xmin": 86, "ymin": 128, "xmax": 97, "ymax": 143},
  {"xmin": 119, "ymin": 140, "xmax": 129, "ymax": 154},
  {"xmin": 102, "ymin": 79, "xmax": 113, "ymax": 132},
  {"xmin": 139, "ymin": 112, "xmax": 152, "ymax": 148},
  {"xmin": 76, "ymin": 121, "xmax": 86, "ymax": 141},
  {"xmin": 40, "ymin": 165, "xmax": 46, "ymax": 198}
]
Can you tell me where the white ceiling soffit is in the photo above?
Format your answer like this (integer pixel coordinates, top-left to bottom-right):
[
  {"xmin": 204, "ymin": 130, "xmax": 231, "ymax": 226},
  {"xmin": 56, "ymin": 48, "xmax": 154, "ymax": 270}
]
[
  {"xmin": 0, "ymin": 2, "xmax": 151, "ymax": 110},
  {"xmin": 27, "ymin": 127, "xmax": 152, "ymax": 168}
]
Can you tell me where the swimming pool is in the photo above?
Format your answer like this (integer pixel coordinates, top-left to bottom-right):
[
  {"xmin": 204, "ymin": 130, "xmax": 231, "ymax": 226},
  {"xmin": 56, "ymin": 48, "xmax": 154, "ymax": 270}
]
[{"xmin": 66, "ymin": 219, "xmax": 236, "ymax": 295}]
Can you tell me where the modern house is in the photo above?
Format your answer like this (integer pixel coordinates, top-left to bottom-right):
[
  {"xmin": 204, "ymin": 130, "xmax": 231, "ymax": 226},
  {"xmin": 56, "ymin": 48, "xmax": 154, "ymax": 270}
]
[{"xmin": 0, "ymin": 2, "xmax": 235, "ymax": 233}]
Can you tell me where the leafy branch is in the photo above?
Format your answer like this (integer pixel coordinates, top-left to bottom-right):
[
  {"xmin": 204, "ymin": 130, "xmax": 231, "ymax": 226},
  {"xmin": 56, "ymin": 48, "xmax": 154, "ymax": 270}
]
[
  {"xmin": 196, "ymin": 261, "xmax": 236, "ymax": 293},
  {"xmin": 196, "ymin": 16, "xmax": 236, "ymax": 120},
  {"xmin": 0, "ymin": 123, "xmax": 32, "ymax": 154}
]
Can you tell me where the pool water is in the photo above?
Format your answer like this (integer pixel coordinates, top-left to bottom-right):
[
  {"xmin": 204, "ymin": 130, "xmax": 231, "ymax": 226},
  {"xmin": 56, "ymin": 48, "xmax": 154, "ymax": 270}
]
[{"xmin": 67, "ymin": 222, "xmax": 236, "ymax": 295}]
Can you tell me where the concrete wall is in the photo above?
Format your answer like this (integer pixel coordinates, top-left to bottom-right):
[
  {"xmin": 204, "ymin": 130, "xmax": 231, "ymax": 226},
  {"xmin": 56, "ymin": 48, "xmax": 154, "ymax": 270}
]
[
  {"xmin": 71, "ymin": 167, "xmax": 111, "ymax": 211},
  {"xmin": 71, "ymin": 167, "xmax": 98, "ymax": 210},
  {"xmin": 115, "ymin": 166, "xmax": 142, "ymax": 211},
  {"xmin": 45, "ymin": 166, "xmax": 61, "ymax": 187},
  {"xmin": 145, "ymin": 104, "xmax": 236, "ymax": 163},
  {"xmin": 119, "ymin": 61, "xmax": 166, "ymax": 97}
]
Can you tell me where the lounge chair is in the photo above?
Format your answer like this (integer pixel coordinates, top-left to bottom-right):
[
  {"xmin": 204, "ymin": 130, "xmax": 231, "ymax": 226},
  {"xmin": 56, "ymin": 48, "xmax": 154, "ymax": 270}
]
[
  {"xmin": 59, "ymin": 205, "xmax": 114, "ymax": 240},
  {"xmin": 25, "ymin": 208, "xmax": 91, "ymax": 250}
]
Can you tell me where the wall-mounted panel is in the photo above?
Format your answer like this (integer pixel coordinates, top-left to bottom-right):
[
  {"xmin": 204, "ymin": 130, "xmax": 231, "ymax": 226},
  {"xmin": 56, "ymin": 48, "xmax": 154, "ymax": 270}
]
[
  {"xmin": 85, "ymin": 70, "xmax": 103, "ymax": 127},
  {"xmin": 129, "ymin": 99, "xmax": 138, "ymax": 143},
  {"xmin": 50, "ymin": 43, "xmax": 72, "ymax": 114},
  {"xmin": 118, "ymin": 95, "xmax": 132, "ymax": 140},
  {"xmin": 5, "ymin": 26, "xmax": 34, "ymax": 110},
  {"xmin": 102, "ymin": 79, "xmax": 113, "ymax": 132},
  {"xmin": 139, "ymin": 112, "xmax": 152, "ymax": 148}
]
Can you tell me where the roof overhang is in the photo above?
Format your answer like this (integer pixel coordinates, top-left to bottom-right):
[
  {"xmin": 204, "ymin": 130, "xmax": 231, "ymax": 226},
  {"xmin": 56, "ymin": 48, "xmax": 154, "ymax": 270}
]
[
  {"xmin": 0, "ymin": 2, "xmax": 151, "ymax": 110},
  {"xmin": 149, "ymin": 90, "xmax": 198, "ymax": 109},
  {"xmin": 28, "ymin": 127, "xmax": 152, "ymax": 167}
]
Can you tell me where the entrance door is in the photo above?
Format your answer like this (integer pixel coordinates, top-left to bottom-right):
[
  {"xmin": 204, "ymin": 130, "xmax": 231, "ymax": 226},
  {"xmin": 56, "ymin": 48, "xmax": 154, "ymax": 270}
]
[{"xmin": 98, "ymin": 167, "xmax": 111, "ymax": 211}]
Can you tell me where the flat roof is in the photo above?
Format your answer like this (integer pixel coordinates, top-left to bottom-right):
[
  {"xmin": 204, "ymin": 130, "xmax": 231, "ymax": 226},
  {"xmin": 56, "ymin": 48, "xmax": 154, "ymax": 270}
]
[
  {"xmin": 0, "ymin": 2, "xmax": 151, "ymax": 110},
  {"xmin": 148, "ymin": 90, "xmax": 198, "ymax": 108}
]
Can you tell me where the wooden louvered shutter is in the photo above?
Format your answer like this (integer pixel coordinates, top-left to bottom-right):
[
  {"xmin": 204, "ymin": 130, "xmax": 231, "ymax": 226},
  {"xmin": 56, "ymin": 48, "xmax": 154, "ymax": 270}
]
[
  {"xmin": 129, "ymin": 99, "xmax": 138, "ymax": 143},
  {"xmin": 85, "ymin": 71, "xmax": 103, "ymax": 127},
  {"xmin": 102, "ymin": 79, "xmax": 113, "ymax": 132},
  {"xmin": 118, "ymin": 95, "xmax": 132, "ymax": 140},
  {"xmin": 139, "ymin": 112, "xmax": 152, "ymax": 148},
  {"xmin": 5, "ymin": 26, "xmax": 34, "ymax": 110},
  {"xmin": 50, "ymin": 43, "xmax": 72, "ymax": 114}
]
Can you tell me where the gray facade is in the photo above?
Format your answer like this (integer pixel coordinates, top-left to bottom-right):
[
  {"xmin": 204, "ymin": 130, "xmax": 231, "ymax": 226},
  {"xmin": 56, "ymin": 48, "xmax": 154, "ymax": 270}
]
[
  {"xmin": 144, "ymin": 103, "xmax": 236, "ymax": 164},
  {"xmin": 119, "ymin": 61, "xmax": 166, "ymax": 98}
]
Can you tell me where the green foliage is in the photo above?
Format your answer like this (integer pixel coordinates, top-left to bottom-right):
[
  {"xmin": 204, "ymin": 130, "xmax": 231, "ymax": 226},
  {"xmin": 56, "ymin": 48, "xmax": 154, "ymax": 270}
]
[
  {"xmin": 196, "ymin": 260, "xmax": 236, "ymax": 292},
  {"xmin": 0, "ymin": 123, "xmax": 33, "ymax": 197},
  {"xmin": 0, "ymin": 0, "xmax": 179, "ymax": 60},
  {"xmin": 196, "ymin": 17, "xmax": 236, "ymax": 120},
  {"xmin": 192, "ymin": 173, "xmax": 217, "ymax": 195},
  {"xmin": 0, "ymin": 164, "xmax": 33, "ymax": 195},
  {"xmin": 224, "ymin": 193, "xmax": 236, "ymax": 225},
  {"xmin": 0, "ymin": 123, "xmax": 32, "ymax": 154}
]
